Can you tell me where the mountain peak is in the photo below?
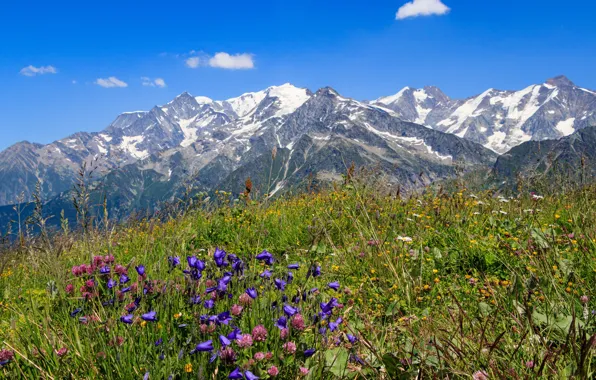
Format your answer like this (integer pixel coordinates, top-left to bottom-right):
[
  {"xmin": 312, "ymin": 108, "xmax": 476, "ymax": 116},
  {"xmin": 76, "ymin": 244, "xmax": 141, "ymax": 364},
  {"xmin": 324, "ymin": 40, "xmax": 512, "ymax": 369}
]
[
  {"xmin": 546, "ymin": 75, "xmax": 575, "ymax": 87},
  {"xmin": 314, "ymin": 87, "xmax": 341, "ymax": 97}
]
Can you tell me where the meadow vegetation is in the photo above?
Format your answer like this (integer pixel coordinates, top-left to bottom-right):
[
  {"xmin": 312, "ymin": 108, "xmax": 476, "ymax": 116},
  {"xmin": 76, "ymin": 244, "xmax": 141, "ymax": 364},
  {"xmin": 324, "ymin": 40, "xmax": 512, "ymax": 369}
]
[{"xmin": 0, "ymin": 171, "xmax": 595, "ymax": 379}]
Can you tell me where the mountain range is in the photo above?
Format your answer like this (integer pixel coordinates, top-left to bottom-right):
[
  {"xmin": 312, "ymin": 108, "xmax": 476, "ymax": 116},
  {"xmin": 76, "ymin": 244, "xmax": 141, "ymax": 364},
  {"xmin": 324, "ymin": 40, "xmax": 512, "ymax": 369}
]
[{"xmin": 0, "ymin": 75, "xmax": 594, "ymax": 228}]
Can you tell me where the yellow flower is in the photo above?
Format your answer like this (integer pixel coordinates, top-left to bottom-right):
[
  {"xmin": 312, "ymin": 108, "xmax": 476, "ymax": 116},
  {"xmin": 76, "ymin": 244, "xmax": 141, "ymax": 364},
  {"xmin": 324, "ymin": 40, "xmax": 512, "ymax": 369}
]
[
  {"xmin": 140, "ymin": 321, "xmax": 147, "ymax": 328},
  {"xmin": 185, "ymin": 363, "xmax": 193, "ymax": 373},
  {"xmin": 174, "ymin": 312, "xmax": 182, "ymax": 319}
]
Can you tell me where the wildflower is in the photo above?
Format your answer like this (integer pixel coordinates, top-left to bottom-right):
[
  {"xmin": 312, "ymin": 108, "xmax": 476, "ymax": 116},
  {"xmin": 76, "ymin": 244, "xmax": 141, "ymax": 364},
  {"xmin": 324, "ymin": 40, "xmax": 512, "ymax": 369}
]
[
  {"xmin": 237, "ymin": 334, "xmax": 253, "ymax": 348},
  {"xmin": 55, "ymin": 347, "xmax": 68, "ymax": 357},
  {"xmin": 0, "ymin": 349, "xmax": 14, "ymax": 365},
  {"xmin": 299, "ymin": 367, "xmax": 309, "ymax": 376},
  {"xmin": 231, "ymin": 304, "xmax": 243, "ymax": 316},
  {"xmin": 107, "ymin": 279, "xmax": 117, "ymax": 289},
  {"xmin": 220, "ymin": 335, "xmax": 231, "ymax": 347},
  {"xmin": 168, "ymin": 256, "xmax": 181, "ymax": 268},
  {"xmin": 526, "ymin": 361, "xmax": 534, "ymax": 368},
  {"xmin": 71, "ymin": 265, "xmax": 83, "ymax": 277},
  {"xmin": 329, "ymin": 317, "xmax": 343, "ymax": 332},
  {"xmin": 260, "ymin": 269, "xmax": 272, "ymax": 278},
  {"xmin": 155, "ymin": 338, "xmax": 163, "ymax": 346},
  {"xmin": 214, "ymin": 248, "xmax": 229, "ymax": 267},
  {"xmin": 65, "ymin": 284, "xmax": 74, "ymax": 294},
  {"xmin": 220, "ymin": 347, "xmax": 237, "ymax": 364},
  {"xmin": 204, "ymin": 299, "xmax": 215, "ymax": 309},
  {"xmin": 311, "ymin": 265, "xmax": 321, "ymax": 277},
  {"xmin": 267, "ymin": 366, "xmax": 279, "ymax": 377},
  {"xmin": 397, "ymin": 236, "xmax": 413, "ymax": 243},
  {"xmin": 120, "ymin": 274, "xmax": 130, "ymax": 284},
  {"xmin": 254, "ymin": 352, "xmax": 265, "ymax": 361},
  {"xmin": 283, "ymin": 341, "xmax": 297, "ymax": 354},
  {"xmin": 185, "ymin": 363, "xmax": 193, "ymax": 373},
  {"xmin": 472, "ymin": 370, "xmax": 489, "ymax": 380},
  {"xmin": 218, "ymin": 311, "xmax": 233, "ymax": 325},
  {"xmin": 114, "ymin": 265, "xmax": 127, "ymax": 275},
  {"xmin": 141, "ymin": 311, "xmax": 157, "ymax": 322},
  {"xmin": 93, "ymin": 256, "xmax": 104, "ymax": 267},
  {"xmin": 135, "ymin": 265, "xmax": 145, "ymax": 277},
  {"xmin": 320, "ymin": 297, "xmax": 339, "ymax": 314},
  {"xmin": 304, "ymin": 349, "xmax": 316, "ymax": 357},
  {"xmin": 192, "ymin": 340, "xmax": 214, "ymax": 353},
  {"xmin": 256, "ymin": 250, "xmax": 275, "ymax": 265},
  {"xmin": 190, "ymin": 295, "xmax": 201, "ymax": 305},
  {"xmin": 85, "ymin": 279, "xmax": 95, "ymax": 288},
  {"xmin": 245, "ymin": 370, "xmax": 259, "ymax": 380},
  {"xmin": 288, "ymin": 263, "xmax": 300, "ymax": 269},
  {"xmin": 347, "ymin": 334, "xmax": 358, "ymax": 344},
  {"xmin": 280, "ymin": 328, "xmax": 289, "ymax": 340},
  {"xmin": 274, "ymin": 278, "xmax": 287, "ymax": 291},
  {"xmin": 229, "ymin": 367, "xmax": 243, "ymax": 379},
  {"xmin": 246, "ymin": 287, "xmax": 258, "ymax": 299},
  {"xmin": 291, "ymin": 314, "xmax": 306, "ymax": 331},
  {"xmin": 581, "ymin": 295, "xmax": 589, "ymax": 304},
  {"xmin": 283, "ymin": 304, "xmax": 298, "ymax": 317},
  {"xmin": 328, "ymin": 281, "xmax": 340, "ymax": 291},
  {"xmin": 238, "ymin": 293, "xmax": 252, "ymax": 306},
  {"xmin": 227, "ymin": 327, "xmax": 242, "ymax": 340},
  {"xmin": 232, "ymin": 260, "xmax": 244, "ymax": 275},
  {"xmin": 275, "ymin": 316, "xmax": 287, "ymax": 329},
  {"xmin": 99, "ymin": 266, "xmax": 110, "ymax": 275},
  {"xmin": 252, "ymin": 325, "xmax": 268, "ymax": 342}
]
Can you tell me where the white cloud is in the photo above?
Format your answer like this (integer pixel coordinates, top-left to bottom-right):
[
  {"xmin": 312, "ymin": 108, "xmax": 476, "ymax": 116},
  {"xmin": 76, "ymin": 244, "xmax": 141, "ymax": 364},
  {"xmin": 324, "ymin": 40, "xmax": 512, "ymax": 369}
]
[
  {"xmin": 154, "ymin": 78, "xmax": 166, "ymax": 88},
  {"xmin": 185, "ymin": 57, "xmax": 201, "ymax": 68},
  {"xmin": 185, "ymin": 52, "xmax": 255, "ymax": 70},
  {"xmin": 95, "ymin": 77, "xmax": 128, "ymax": 88},
  {"xmin": 396, "ymin": 0, "xmax": 450, "ymax": 20},
  {"xmin": 72, "ymin": 80, "xmax": 77, "ymax": 84},
  {"xmin": 20, "ymin": 65, "xmax": 58, "ymax": 77},
  {"xmin": 208, "ymin": 52, "xmax": 254, "ymax": 70},
  {"xmin": 141, "ymin": 77, "xmax": 167, "ymax": 88}
]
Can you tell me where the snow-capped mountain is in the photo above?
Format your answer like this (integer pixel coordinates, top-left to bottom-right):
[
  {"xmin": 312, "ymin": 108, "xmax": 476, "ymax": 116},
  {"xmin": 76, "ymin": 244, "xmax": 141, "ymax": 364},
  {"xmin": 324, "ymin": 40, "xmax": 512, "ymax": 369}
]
[
  {"xmin": 373, "ymin": 76, "xmax": 596, "ymax": 153},
  {"xmin": 2, "ymin": 75, "xmax": 594, "ymax": 210},
  {"xmin": 0, "ymin": 82, "xmax": 496, "ymax": 209},
  {"xmin": 0, "ymin": 84, "xmax": 313, "ymax": 205}
]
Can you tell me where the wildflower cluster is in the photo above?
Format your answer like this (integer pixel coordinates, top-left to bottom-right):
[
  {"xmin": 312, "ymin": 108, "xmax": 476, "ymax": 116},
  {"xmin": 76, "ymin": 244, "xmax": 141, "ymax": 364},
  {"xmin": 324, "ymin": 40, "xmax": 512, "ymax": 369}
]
[{"xmin": 13, "ymin": 248, "xmax": 362, "ymax": 378}]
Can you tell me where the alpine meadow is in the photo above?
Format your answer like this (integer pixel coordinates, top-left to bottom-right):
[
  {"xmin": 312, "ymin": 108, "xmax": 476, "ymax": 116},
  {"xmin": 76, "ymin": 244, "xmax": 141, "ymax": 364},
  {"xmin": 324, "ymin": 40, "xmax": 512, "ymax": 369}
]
[{"xmin": 1, "ymin": 0, "xmax": 596, "ymax": 378}]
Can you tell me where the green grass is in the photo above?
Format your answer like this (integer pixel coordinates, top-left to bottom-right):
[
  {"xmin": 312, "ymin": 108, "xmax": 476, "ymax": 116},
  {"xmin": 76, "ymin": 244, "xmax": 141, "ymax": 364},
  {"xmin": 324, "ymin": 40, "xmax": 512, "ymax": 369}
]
[{"xmin": 0, "ymin": 178, "xmax": 595, "ymax": 379}]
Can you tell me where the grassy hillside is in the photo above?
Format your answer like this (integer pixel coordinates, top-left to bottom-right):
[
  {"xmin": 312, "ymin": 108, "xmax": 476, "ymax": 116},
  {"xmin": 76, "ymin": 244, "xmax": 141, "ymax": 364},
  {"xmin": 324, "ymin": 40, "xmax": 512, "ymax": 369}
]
[{"xmin": 0, "ymin": 174, "xmax": 595, "ymax": 379}]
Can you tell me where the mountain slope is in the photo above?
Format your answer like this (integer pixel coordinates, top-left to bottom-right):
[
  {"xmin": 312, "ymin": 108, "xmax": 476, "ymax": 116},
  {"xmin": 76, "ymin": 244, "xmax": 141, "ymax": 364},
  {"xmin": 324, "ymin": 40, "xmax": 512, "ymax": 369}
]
[{"xmin": 492, "ymin": 125, "xmax": 596, "ymax": 187}]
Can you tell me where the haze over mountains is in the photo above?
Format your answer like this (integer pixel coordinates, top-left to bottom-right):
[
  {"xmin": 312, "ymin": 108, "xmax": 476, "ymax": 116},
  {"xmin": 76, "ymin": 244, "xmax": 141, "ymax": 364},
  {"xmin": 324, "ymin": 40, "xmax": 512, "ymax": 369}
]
[{"xmin": 0, "ymin": 75, "xmax": 594, "ymax": 217}]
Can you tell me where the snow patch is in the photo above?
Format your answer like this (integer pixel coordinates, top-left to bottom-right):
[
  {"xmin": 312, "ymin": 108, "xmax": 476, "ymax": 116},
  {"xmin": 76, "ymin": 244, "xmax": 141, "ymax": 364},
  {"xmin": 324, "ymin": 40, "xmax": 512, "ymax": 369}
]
[
  {"xmin": 267, "ymin": 84, "xmax": 311, "ymax": 117},
  {"xmin": 119, "ymin": 136, "xmax": 149, "ymax": 159},
  {"xmin": 375, "ymin": 87, "xmax": 411, "ymax": 105},
  {"xmin": 555, "ymin": 118, "xmax": 576, "ymax": 136},
  {"xmin": 179, "ymin": 116, "xmax": 200, "ymax": 147},
  {"xmin": 195, "ymin": 96, "xmax": 213, "ymax": 104}
]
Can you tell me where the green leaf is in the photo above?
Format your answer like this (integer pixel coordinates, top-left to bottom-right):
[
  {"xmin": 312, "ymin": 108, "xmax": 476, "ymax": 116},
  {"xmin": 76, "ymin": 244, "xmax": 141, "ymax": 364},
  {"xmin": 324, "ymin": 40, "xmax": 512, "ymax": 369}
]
[
  {"xmin": 325, "ymin": 347, "xmax": 349, "ymax": 377},
  {"xmin": 478, "ymin": 302, "xmax": 492, "ymax": 317},
  {"xmin": 385, "ymin": 301, "xmax": 400, "ymax": 316},
  {"xmin": 531, "ymin": 228, "xmax": 550, "ymax": 249},
  {"xmin": 382, "ymin": 353, "xmax": 401, "ymax": 377}
]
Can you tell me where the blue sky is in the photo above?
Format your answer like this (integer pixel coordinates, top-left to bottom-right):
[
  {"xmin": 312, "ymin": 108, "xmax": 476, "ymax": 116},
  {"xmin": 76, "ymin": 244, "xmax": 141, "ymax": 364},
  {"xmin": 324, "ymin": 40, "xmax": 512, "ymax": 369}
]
[{"xmin": 2, "ymin": 0, "xmax": 596, "ymax": 150}]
